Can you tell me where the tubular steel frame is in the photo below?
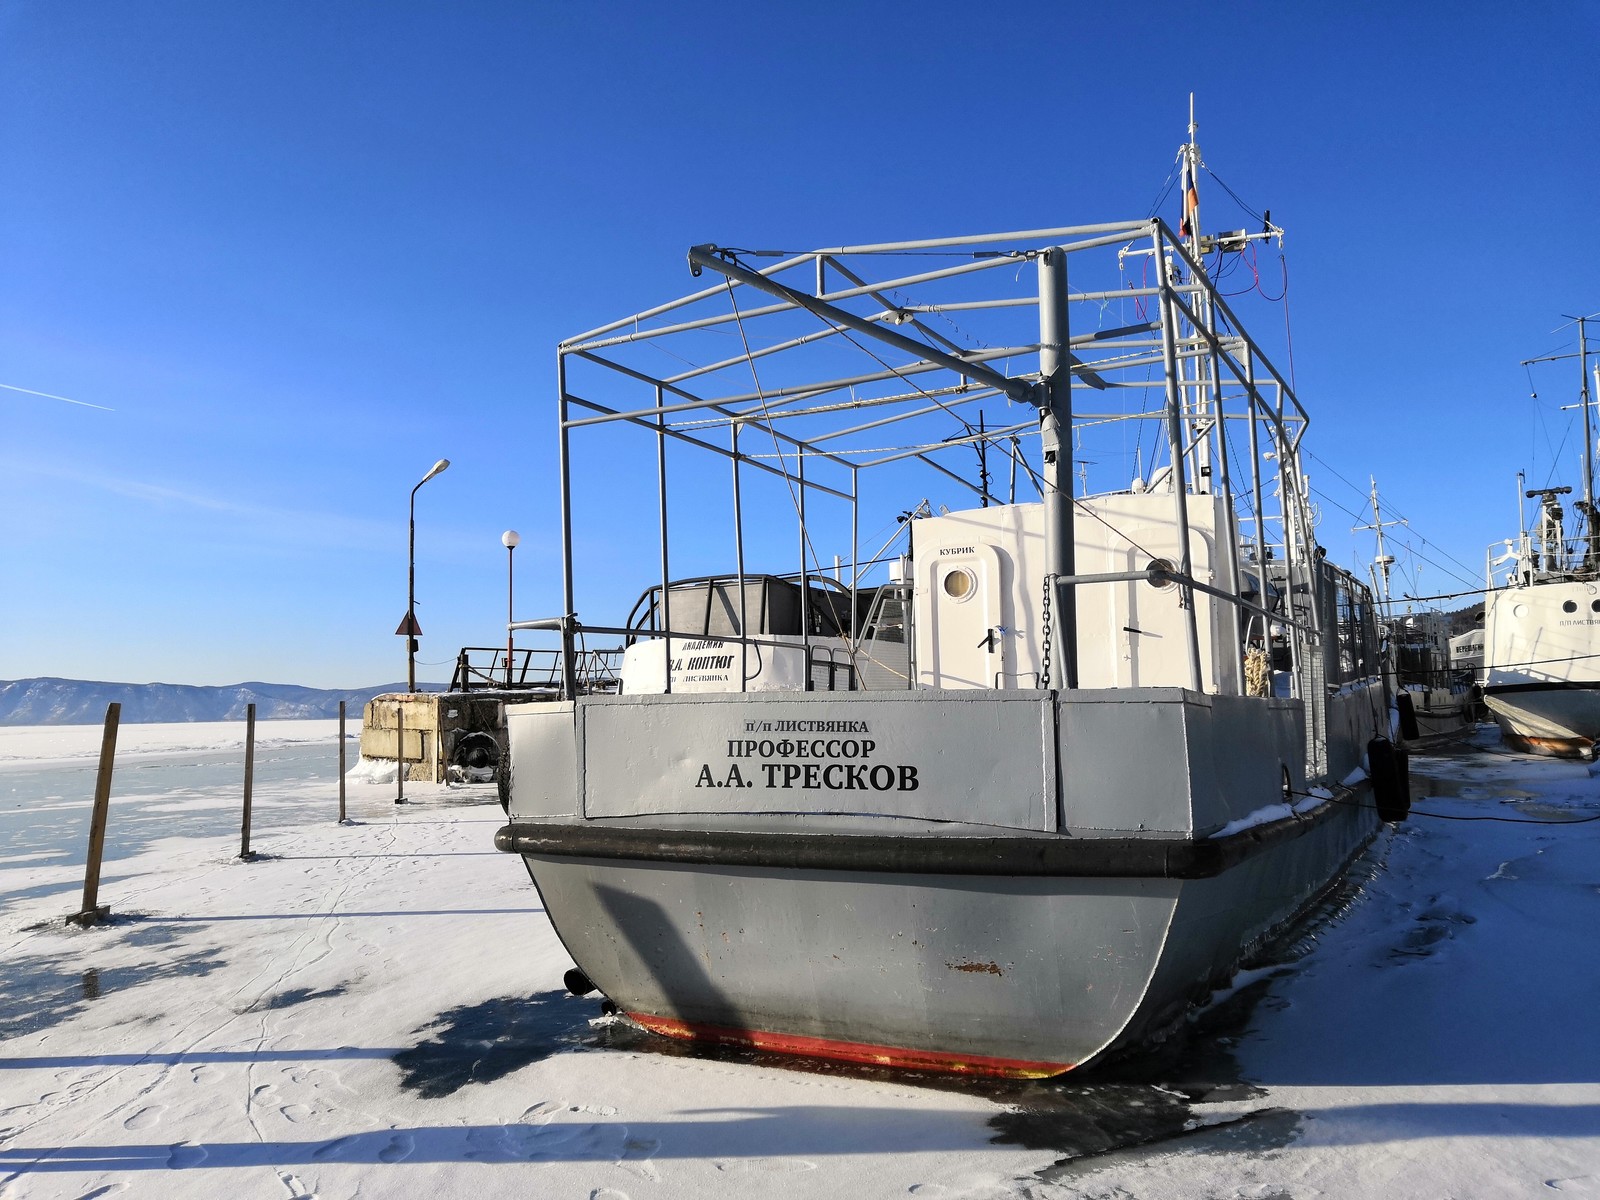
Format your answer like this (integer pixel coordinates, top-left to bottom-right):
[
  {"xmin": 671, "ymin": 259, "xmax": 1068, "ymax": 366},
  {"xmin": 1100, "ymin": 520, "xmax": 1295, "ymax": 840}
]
[{"xmin": 528, "ymin": 216, "xmax": 1327, "ymax": 703}]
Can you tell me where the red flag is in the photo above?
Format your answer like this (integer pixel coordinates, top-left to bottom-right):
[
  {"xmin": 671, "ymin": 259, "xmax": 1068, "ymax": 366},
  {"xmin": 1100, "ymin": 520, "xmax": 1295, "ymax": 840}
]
[{"xmin": 1179, "ymin": 159, "xmax": 1199, "ymax": 238}]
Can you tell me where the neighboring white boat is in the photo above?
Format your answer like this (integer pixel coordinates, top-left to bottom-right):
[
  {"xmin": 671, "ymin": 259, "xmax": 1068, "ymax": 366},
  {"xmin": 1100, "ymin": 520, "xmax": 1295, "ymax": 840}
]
[
  {"xmin": 1450, "ymin": 626, "xmax": 1485, "ymax": 681},
  {"xmin": 1481, "ymin": 317, "xmax": 1600, "ymax": 757},
  {"xmin": 495, "ymin": 126, "xmax": 1408, "ymax": 1077}
]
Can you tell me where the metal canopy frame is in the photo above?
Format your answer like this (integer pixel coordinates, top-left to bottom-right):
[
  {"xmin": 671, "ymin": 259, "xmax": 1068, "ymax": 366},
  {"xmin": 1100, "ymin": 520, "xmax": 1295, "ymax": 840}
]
[{"xmin": 542, "ymin": 215, "xmax": 1324, "ymax": 700}]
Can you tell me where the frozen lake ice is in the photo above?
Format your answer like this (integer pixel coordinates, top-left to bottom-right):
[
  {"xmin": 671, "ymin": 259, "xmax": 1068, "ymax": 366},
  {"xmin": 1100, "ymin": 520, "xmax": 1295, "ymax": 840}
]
[{"xmin": 2, "ymin": 720, "xmax": 1599, "ymax": 1198}]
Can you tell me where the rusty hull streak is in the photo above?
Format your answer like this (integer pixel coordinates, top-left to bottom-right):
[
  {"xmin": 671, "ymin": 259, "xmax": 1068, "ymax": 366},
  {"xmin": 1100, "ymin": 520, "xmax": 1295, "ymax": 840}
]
[
  {"xmin": 628, "ymin": 1011, "xmax": 1073, "ymax": 1078},
  {"xmin": 1501, "ymin": 730, "xmax": 1598, "ymax": 760},
  {"xmin": 947, "ymin": 960, "xmax": 1005, "ymax": 976}
]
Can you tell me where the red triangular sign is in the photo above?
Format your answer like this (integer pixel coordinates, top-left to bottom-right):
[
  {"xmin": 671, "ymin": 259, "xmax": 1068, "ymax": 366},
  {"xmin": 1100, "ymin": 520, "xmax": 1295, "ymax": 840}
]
[{"xmin": 395, "ymin": 613, "xmax": 422, "ymax": 636}]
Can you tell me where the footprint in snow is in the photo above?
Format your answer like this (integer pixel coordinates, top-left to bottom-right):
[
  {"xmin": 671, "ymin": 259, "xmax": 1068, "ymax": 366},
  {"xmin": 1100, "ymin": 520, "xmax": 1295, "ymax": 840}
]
[
  {"xmin": 521, "ymin": 1100, "xmax": 568, "ymax": 1122},
  {"xmin": 122, "ymin": 1105, "xmax": 163, "ymax": 1131},
  {"xmin": 378, "ymin": 1133, "xmax": 414, "ymax": 1163},
  {"xmin": 619, "ymin": 1134, "xmax": 660, "ymax": 1182},
  {"xmin": 462, "ymin": 1126, "xmax": 511, "ymax": 1161},
  {"xmin": 167, "ymin": 1142, "xmax": 207, "ymax": 1168},
  {"xmin": 282, "ymin": 1066, "xmax": 360, "ymax": 1107},
  {"xmin": 715, "ymin": 1158, "xmax": 818, "ymax": 1175},
  {"xmin": 311, "ymin": 1135, "xmax": 358, "ymax": 1161},
  {"xmin": 486, "ymin": 1118, "xmax": 632, "ymax": 1164}
]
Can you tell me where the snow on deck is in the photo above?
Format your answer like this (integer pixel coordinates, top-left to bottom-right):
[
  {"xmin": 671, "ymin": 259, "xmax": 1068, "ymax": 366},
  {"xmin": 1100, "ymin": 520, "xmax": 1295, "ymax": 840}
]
[{"xmin": 2, "ymin": 721, "xmax": 1600, "ymax": 1198}]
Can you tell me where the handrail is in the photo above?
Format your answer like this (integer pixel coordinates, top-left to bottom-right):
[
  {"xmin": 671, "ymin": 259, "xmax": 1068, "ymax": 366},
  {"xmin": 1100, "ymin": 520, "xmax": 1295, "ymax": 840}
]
[
  {"xmin": 1049, "ymin": 565, "xmax": 1316, "ymax": 638},
  {"xmin": 450, "ymin": 645, "xmax": 623, "ymax": 694}
]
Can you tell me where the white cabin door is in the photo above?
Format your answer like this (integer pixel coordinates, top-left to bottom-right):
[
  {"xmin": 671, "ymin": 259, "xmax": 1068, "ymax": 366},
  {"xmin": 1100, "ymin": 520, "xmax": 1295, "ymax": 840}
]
[
  {"xmin": 921, "ymin": 545, "xmax": 1009, "ymax": 688},
  {"xmin": 1116, "ymin": 526, "xmax": 1215, "ymax": 690}
]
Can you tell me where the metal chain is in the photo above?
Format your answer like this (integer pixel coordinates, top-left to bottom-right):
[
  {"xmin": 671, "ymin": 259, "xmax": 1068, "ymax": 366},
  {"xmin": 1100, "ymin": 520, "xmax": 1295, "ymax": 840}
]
[{"xmin": 1040, "ymin": 573, "xmax": 1055, "ymax": 690}]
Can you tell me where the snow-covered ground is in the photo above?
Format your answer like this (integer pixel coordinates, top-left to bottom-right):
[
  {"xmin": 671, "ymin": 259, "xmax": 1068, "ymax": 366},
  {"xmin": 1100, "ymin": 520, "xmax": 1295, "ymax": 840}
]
[{"xmin": 2, "ymin": 721, "xmax": 1599, "ymax": 1198}]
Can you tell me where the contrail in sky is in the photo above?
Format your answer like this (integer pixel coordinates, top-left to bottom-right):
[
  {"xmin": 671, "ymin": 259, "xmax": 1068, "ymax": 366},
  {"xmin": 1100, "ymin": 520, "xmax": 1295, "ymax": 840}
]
[{"xmin": 0, "ymin": 381, "xmax": 115, "ymax": 411}]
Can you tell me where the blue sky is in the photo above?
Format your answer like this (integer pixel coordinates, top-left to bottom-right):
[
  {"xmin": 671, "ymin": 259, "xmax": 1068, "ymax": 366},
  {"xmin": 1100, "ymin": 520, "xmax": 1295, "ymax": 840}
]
[{"xmin": 2, "ymin": 2, "xmax": 1596, "ymax": 688}]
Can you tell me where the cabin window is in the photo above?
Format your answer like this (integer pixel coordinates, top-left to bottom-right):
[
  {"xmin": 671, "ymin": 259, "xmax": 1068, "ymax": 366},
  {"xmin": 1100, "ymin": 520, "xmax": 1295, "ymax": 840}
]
[
  {"xmin": 863, "ymin": 590, "xmax": 909, "ymax": 644},
  {"xmin": 625, "ymin": 574, "xmax": 855, "ymax": 644},
  {"xmin": 942, "ymin": 568, "xmax": 976, "ymax": 601}
]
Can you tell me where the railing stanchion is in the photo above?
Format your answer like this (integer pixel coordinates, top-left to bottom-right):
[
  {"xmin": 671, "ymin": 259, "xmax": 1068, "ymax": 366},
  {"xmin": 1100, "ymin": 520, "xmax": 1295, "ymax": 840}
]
[{"xmin": 396, "ymin": 704, "xmax": 406, "ymax": 805}]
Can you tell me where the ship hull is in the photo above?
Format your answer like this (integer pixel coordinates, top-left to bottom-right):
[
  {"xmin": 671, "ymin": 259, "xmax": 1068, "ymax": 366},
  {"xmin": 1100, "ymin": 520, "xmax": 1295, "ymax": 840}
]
[
  {"xmin": 498, "ymin": 686, "xmax": 1384, "ymax": 1076},
  {"xmin": 1484, "ymin": 685, "xmax": 1600, "ymax": 756},
  {"xmin": 1483, "ymin": 580, "xmax": 1600, "ymax": 757},
  {"xmin": 501, "ymin": 802, "xmax": 1374, "ymax": 1077}
]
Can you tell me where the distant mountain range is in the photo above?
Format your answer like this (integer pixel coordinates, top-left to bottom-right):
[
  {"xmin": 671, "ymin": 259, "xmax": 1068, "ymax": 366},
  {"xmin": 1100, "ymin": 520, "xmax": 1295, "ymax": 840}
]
[{"xmin": 0, "ymin": 678, "xmax": 436, "ymax": 725}]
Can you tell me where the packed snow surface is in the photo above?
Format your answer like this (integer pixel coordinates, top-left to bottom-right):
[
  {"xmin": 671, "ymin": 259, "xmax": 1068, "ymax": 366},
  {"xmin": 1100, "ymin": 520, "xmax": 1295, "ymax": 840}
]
[{"xmin": 2, "ymin": 722, "xmax": 1599, "ymax": 1197}]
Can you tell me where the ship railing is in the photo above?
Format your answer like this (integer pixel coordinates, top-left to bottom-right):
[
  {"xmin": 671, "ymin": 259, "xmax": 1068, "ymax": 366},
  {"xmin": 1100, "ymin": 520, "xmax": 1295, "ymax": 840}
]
[
  {"xmin": 513, "ymin": 619, "xmax": 865, "ymax": 698},
  {"xmin": 465, "ymin": 629, "xmax": 624, "ymax": 697},
  {"xmin": 1486, "ymin": 531, "xmax": 1599, "ymax": 584}
]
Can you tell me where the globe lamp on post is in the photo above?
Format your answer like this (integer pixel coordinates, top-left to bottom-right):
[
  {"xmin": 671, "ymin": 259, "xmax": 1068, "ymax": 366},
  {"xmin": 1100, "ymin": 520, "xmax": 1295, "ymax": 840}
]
[
  {"xmin": 401, "ymin": 458, "xmax": 450, "ymax": 693},
  {"xmin": 502, "ymin": 529, "xmax": 520, "ymax": 686}
]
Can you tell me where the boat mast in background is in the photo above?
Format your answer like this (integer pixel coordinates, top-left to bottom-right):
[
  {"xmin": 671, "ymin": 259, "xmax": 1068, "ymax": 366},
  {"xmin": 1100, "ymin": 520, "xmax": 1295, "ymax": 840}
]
[
  {"xmin": 1355, "ymin": 476, "xmax": 1407, "ymax": 612},
  {"xmin": 1522, "ymin": 313, "xmax": 1598, "ymax": 571},
  {"xmin": 1575, "ymin": 315, "xmax": 1593, "ymax": 530}
]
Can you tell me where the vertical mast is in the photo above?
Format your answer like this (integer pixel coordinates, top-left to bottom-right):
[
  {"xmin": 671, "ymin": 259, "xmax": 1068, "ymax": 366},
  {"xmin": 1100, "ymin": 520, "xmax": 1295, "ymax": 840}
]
[
  {"xmin": 1580, "ymin": 316, "xmax": 1593, "ymax": 525},
  {"xmin": 1370, "ymin": 478, "xmax": 1391, "ymax": 607},
  {"xmin": 1185, "ymin": 94, "xmax": 1200, "ymax": 251},
  {"xmin": 1181, "ymin": 96, "xmax": 1211, "ymax": 492},
  {"xmin": 1354, "ymin": 476, "xmax": 1405, "ymax": 613},
  {"xmin": 1039, "ymin": 247, "xmax": 1078, "ymax": 689}
]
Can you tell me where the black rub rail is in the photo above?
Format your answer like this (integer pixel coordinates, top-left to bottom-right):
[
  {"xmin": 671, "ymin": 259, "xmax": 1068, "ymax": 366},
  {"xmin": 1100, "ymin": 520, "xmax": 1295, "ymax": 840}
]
[{"xmin": 494, "ymin": 786, "xmax": 1360, "ymax": 881}]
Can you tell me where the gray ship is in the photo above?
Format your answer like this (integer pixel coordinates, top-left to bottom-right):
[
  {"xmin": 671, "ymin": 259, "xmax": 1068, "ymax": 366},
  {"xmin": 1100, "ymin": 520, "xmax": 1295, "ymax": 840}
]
[{"xmin": 495, "ymin": 130, "xmax": 1407, "ymax": 1077}]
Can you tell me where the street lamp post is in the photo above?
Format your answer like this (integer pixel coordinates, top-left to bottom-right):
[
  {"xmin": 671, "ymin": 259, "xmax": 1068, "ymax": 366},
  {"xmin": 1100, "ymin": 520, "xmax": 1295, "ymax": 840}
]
[
  {"xmin": 502, "ymin": 530, "xmax": 520, "ymax": 686},
  {"xmin": 403, "ymin": 458, "xmax": 451, "ymax": 693}
]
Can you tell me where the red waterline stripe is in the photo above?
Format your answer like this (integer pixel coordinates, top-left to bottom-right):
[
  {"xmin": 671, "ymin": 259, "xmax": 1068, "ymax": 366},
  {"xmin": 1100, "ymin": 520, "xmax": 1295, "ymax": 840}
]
[{"xmin": 627, "ymin": 1012, "xmax": 1075, "ymax": 1079}]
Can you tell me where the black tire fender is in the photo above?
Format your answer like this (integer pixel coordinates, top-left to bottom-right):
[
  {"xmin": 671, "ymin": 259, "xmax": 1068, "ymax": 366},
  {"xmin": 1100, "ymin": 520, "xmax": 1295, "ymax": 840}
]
[
  {"xmin": 1368, "ymin": 736, "xmax": 1410, "ymax": 823},
  {"xmin": 1396, "ymin": 692, "xmax": 1420, "ymax": 742}
]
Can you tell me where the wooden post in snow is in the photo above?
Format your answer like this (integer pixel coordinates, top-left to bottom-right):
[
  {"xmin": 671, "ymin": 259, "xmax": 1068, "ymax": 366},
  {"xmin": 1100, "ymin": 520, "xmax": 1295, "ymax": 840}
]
[
  {"xmin": 337, "ymin": 700, "xmax": 347, "ymax": 823},
  {"xmin": 239, "ymin": 703, "xmax": 257, "ymax": 860},
  {"xmin": 69, "ymin": 702, "xmax": 120, "ymax": 926}
]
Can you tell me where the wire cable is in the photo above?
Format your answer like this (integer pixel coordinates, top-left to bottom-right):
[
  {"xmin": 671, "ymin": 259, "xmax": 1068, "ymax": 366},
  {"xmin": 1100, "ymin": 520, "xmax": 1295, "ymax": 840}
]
[{"xmin": 1289, "ymin": 785, "xmax": 1600, "ymax": 825}]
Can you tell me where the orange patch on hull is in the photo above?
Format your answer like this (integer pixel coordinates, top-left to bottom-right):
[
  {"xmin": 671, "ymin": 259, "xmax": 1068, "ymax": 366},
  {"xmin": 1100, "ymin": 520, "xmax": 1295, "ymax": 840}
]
[
  {"xmin": 1502, "ymin": 730, "xmax": 1597, "ymax": 759},
  {"xmin": 626, "ymin": 1012, "xmax": 1075, "ymax": 1079}
]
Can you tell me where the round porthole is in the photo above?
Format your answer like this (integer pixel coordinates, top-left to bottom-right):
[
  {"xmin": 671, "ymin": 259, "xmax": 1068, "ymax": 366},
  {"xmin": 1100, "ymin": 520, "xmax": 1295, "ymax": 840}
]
[
  {"xmin": 1590, "ymin": 599, "xmax": 1599, "ymax": 612},
  {"xmin": 1564, "ymin": 600, "xmax": 1578, "ymax": 613},
  {"xmin": 942, "ymin": 568, "xmax": 976, "ymax": 600},
  {"xmin": 1512, "ymin": 604, "xmax": 1528, "ymax": 619}
]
